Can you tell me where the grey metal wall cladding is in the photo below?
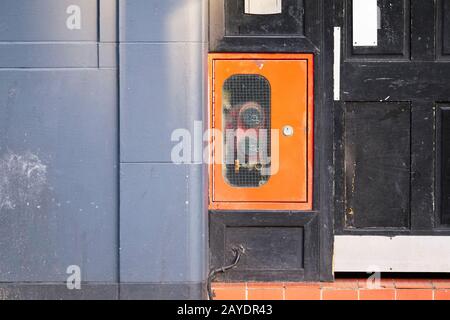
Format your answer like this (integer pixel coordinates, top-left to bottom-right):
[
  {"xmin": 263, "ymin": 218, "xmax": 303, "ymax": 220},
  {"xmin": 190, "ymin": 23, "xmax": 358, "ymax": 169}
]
[
  {"xmin": 0, "ymin": 70, "xmax": 118, "ymax": 282},
  {"xmin": 120, "ymin": 43, "xmax": 204, "ymax": 162},
  {"xmin": 0, "ymin": 0, "xmax": 119, "ymax": 286},
  {"xmin": 0, "ymin": 0, "xmax": 206, "ymax": 298},
  {"xmin": 119, "ymin": 0, "xmax": 207, "ymax": 293},
  {"xmin": 0, "ymin": 43, "xmax": 99, "ymax": 68},
  {"xmin": 0, "ymin": 0, "xmax": 118, "ymax": 68},
  {"xmin": 0, "ymin": 0, "xmax": 98, "ymax": 41},
  {"xmin": 120, "ymin": 163, "xmax": 205, "ymax": 283},
  {"xmin": 119, "ymin": 0, "xmax": 206, "ymax": 42}
]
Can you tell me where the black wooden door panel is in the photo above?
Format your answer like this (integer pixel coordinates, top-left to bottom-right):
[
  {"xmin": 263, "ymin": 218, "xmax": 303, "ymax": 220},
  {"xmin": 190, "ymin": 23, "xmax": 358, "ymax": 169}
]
[
  {"xmin": 335, "ymin": 0, "xmax": 450, "ymax": 235},
  {"xmin": 439, "ymin": 106, "xmax": 450, "ymax": 226},
  {"xmin": 342, "ymin": 63, "xmax": 450, "ymax": 101},
  {"xmin": 437, "ymin": 0, "xmax": 450, "ymax": 59},
  {"xmin": 344, "ymin": 102, "xmax": 411, "ymax": 229}
]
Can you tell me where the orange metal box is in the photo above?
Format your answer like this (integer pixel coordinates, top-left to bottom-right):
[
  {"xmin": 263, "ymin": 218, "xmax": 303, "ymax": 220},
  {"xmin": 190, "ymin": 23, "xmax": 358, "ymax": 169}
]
[{"xmin": 208, "ymin": 53, "xmax": 314, "ymax": 211}]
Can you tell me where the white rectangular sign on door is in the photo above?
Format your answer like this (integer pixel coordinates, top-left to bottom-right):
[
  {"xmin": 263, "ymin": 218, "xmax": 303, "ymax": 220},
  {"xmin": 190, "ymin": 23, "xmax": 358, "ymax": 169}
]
[
  {"xmin": 352, "ymin": 0, "xmax": 378, "ymax": 47},
  {"xmin": 244, "ymin": 0, "xmax": 282, "ymax": 15}
]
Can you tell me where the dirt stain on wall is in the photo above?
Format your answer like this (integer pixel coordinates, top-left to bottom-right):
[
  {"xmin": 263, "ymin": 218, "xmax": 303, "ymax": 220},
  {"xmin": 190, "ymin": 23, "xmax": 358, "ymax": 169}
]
[{"xmin": 0, "ymin": 152, "xmax": 47, "ymax": 211}]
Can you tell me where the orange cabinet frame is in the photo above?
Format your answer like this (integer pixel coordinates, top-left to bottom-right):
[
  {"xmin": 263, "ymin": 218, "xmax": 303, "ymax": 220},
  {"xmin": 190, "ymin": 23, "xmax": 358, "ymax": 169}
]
[{"xmin": 208, "ymin": 53, "xmax": 314, "ymax": 211}]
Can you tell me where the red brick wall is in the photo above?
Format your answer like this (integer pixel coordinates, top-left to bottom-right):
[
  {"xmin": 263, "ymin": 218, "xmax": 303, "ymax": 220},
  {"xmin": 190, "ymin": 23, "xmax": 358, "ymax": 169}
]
[{"xmin": 212, "ymin": 279, "xmax": 450, "ymax": 300}]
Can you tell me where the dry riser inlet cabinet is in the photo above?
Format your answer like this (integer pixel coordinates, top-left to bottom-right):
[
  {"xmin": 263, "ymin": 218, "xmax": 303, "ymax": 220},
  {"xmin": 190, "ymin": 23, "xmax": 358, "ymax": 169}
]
[
  {"xmin": 208, "ymin": 54, "xmax": 314, "ymax": 211},
  {"xmin": 208, "ymin": 0, "xmax": 331, "ymax": 283}
]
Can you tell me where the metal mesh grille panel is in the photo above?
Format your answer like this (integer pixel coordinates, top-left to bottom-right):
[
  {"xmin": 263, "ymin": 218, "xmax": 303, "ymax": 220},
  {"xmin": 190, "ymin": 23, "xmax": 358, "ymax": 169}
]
[{"xmin": 222, "ymin": 74, "xmax": 271, "ymax": 188}]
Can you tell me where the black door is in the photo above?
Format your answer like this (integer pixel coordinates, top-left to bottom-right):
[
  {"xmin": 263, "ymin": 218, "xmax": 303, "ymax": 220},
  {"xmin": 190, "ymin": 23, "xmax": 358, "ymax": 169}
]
[{"xmin": 334, "ymin": 0, "xmax": 450, "ymax": 236}]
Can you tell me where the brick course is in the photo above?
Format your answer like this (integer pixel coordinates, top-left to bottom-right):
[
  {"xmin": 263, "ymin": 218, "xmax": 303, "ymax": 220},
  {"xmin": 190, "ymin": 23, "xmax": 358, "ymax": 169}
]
[{"xmin": 212, "ymin": 278, "xmax": 450, "ymax": 300}]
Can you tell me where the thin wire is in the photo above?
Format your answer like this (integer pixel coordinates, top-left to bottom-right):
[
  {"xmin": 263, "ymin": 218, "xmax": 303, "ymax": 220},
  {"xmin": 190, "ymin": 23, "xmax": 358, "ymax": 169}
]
[{"xmin": 207, "ymin": 246, "xmax": 245, "ymax": 300}]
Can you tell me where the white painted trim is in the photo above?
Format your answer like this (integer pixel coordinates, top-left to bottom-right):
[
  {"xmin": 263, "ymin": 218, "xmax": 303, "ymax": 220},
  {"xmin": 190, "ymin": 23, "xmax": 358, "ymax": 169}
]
[
  {"xmin": 333, "ymin": 27, "xmax": 341, "ymax": 101},
  {"xmin": 334, "ymin": 235, "xmax": 450, "ymax": 273}
]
